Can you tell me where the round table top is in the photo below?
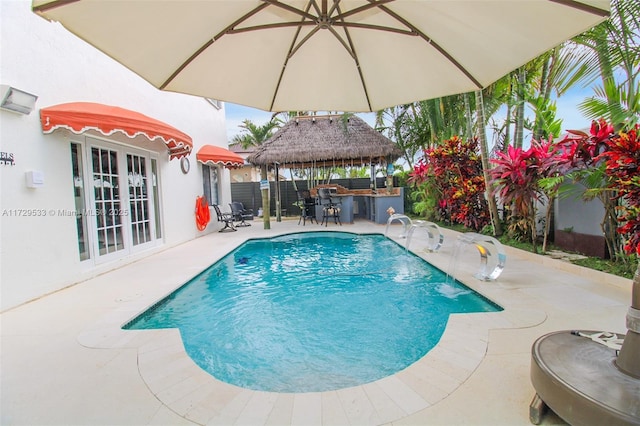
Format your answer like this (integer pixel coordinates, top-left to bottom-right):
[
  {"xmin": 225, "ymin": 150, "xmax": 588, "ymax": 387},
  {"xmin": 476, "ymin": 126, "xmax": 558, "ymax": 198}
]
[{"xmin": 531, "ymin": 330, "xmax": 640, "ymax": 424}]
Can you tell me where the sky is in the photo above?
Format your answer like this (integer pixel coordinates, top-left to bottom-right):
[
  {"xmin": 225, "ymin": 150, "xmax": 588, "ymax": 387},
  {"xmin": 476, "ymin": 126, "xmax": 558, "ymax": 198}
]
[
  {"xmin": 224, "ymin": 84, "xmax": 596, "ymax": 149},
  {"xmin": 224, "ymin": 105, "xmax": 373, "ymax": 141}
]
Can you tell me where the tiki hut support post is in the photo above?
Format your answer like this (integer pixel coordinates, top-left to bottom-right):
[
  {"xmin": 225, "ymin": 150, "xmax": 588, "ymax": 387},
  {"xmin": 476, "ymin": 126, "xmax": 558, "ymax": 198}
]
[
  {"xmin": 386, "ymin": 158, "xmax": 394, "ymax": 194},
  {"xmin": 260, "ymin": 165, "xmax": 270, "ymax": 230},
  {"xmin": 274, "ymin": 162, "xmax": 282, "ymax": 222},
  {"xmin": 289, "ymin": 166, "xmax": 299, "ymax": 193},
  {"xmin": 369, "ymin": 160, "xmax": 375, "ymax": 191}
]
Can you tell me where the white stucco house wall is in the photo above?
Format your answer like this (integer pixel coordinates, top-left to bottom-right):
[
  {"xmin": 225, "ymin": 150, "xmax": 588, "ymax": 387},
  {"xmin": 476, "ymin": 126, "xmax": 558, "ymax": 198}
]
[{"xmin": 1, "ymin": 1, "xmax": 232, "ymax": 311}]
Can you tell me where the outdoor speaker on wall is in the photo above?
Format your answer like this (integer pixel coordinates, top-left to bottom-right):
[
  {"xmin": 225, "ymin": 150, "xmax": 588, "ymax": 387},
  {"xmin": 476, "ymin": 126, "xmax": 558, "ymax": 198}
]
[{"xmin": 0, "ymin": 85, "xmax": 38, "ymax": 115}]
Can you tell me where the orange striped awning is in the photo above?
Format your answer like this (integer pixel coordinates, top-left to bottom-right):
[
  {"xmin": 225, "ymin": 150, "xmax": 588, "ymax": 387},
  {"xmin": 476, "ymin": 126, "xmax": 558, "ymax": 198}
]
[
  {"xmin": 40, "ymin": 102, "xmax": 193, "ymax": 159},
  {"xmin": 196, "ymin": 145, "xmax": 244, "ymax": 169}
]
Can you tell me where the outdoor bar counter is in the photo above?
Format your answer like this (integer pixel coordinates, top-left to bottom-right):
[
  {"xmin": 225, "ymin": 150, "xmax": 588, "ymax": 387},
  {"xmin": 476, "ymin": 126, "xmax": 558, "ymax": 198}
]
[{"xmin": 311, "ymin": 184, "xmax": 404, "ymax": 224}]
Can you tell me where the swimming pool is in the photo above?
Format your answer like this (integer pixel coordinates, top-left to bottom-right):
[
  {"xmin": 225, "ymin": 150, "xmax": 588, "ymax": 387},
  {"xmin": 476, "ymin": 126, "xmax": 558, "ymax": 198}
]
[{"xmin": 125, "ymin": 231, "xmax": 501, "ymax": 392}]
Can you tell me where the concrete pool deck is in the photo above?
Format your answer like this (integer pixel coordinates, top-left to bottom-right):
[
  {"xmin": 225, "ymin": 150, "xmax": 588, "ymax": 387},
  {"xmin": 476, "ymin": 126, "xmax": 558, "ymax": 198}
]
[{"xmin": 1, "ymin": 219, "xmax": 632, "ymax": 425}]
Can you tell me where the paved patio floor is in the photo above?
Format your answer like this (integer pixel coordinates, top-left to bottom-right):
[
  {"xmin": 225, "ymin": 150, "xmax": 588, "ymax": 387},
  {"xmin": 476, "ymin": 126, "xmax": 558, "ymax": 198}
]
[{"xmin": 1, "ymin": 218, "xmax": 632, "ymax": 425}]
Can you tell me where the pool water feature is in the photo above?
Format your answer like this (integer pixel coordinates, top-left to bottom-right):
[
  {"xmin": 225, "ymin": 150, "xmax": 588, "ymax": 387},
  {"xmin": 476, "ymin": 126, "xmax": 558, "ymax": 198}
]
[{"xmin": 125, "ymin": 232, "xmax": 501, "ymax": 392}]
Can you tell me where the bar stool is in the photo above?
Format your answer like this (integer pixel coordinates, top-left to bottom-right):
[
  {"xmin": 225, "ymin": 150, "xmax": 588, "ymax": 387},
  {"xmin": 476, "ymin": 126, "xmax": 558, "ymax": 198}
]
[
  {"xmin": 318, "ymin": 188, "xmax": 341, "ymax": 226},
  {"xmin": 297, "ymin": 190, "xmax": 317, "ymax": 225}
]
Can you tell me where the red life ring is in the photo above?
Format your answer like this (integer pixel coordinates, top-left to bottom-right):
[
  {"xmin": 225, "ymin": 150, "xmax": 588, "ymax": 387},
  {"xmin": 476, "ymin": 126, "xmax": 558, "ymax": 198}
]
[{"xmin": 195, "ymin": 196, "xmax": 211, "ymax": 231}]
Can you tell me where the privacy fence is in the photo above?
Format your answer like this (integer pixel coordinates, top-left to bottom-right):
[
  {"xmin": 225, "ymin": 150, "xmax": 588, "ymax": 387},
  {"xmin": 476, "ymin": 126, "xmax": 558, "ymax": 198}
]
[{"xmin": 230, "ymin": 177, "xmax": 400, "ymax": 217}]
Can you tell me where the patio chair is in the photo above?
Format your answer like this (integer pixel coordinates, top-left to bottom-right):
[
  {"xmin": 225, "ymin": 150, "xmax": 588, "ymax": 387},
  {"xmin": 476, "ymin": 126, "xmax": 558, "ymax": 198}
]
[
  {"xmin": 213, "ymin": 204, "xmax": 236, "ymax": 232},
  {"xmin": 229, "ymin": 202, "xmax": 254, "ymax": 227},
  {"xmin": 297, "ymin": 190, "xmax": 317, "ymax": 225},
  {"xmin": 318, "ymin": 188, "xmax": 341, "ymax": 226}
]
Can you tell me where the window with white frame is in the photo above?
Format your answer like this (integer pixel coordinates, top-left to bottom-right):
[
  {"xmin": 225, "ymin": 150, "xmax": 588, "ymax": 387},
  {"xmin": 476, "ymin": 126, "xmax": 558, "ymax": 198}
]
[{"xmin": 202, "ymin": 165, "xmax": 220, "ymax": 206}]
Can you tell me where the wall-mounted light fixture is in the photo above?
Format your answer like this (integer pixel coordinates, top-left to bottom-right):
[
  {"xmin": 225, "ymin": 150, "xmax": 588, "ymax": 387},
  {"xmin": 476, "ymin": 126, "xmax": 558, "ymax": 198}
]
[
  {"xmin": 0, "ymin": 85, "xmax": 38, "ymax": 115},
  {"xmin": 26, "ymin": 170, "xmax": 45, "ymax": 188}
]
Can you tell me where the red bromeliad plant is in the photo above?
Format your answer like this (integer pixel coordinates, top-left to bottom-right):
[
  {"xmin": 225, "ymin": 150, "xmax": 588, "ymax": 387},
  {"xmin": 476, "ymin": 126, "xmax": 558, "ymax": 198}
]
[
  {"xmin": 489, "ymin": 118, "xmax": 638, "ymax": 261},
  {"xmin": 490, "ymin": 136, "xmax": 572, "ymax": 252},
  {"xmin": 559, "ymin": 119, "xmax": 615, "ymax": 168},
  {"xmin": 490, "ymin": 144, "xmax": 542, "ymax": 249},
  {"xmin": 535, "ymin": 137, "xmax": 574, "ymax": 251},
  {"xmin": 590, "ymin": 122, "xmax": 640, "ymax": 379},
  {"xmin": 597, "ymin": 124, "xmax": 640, "ymax": 256},
  {"xmin": 543, "ymin": 118, "xmax": 637, "ymax": 261},
  {"xmin": 409, "ymin": 136, "xmax": 490, "ymax": 231},
  {"xmin": 555, "ymin": 119, "xmax": 625, "ymax": 259}
]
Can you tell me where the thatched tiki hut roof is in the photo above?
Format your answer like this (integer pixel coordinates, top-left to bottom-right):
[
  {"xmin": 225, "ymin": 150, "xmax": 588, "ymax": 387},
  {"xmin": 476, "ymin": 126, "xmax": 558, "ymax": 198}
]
[{"xmin": 246, "ymin": 115, "xmax": 401, "ymax": 168}]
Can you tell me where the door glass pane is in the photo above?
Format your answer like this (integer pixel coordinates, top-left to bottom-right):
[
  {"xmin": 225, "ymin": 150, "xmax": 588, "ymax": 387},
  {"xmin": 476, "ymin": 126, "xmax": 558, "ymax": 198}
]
[
  {"xmin": 92, "ymin": 147, "xmax": 125, "ymax": 256},
  {"xmin": 128, "ymin": 153, "xmax": 152, "ymax": 246},
  {"xmin": 202, "ymin": 165, "xmax": 219, "ymax": 205},
  {"xmin": 151, "ymin": 159, "xmax": 162, "ymax": 239},
  {"xmin": 210, "ymin": 166, "xmax": 219, "ymax": 205},
  {"xmin": 70, "ymin": 143, "xmax": 89, "ymax": 261}
]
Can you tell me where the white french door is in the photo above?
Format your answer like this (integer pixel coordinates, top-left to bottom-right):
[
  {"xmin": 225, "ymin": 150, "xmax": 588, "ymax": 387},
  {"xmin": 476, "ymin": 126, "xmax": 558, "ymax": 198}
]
[
  {"xmin": 126, "ymin": 152, "xmax": 155, "ymax": 249},
  {"xmin": 84, "ymin": 138, "xmax": 160, "ymax": 263},
  {"xmin": 90, "ymin": 145, "xmax": 127, "ymax": 261}
]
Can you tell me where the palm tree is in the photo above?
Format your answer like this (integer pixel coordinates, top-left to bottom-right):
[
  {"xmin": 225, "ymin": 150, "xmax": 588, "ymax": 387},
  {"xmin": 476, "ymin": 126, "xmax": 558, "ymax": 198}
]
[
  {"xmin": 475, "ymin": 90, "xmax": 503, "ymax": 236},
  {"xmin": 231, "ymin": 119, "xmax": 280, "ymax": 229},
  {"xmin": 376, "ymin": 93, "xmax": 480, "ymax": 163},
  {"xmin": 513, "ymin": 67, "xmax": 527, "ymax": 149},
  {"xmin": 532, "ymin": 48, "xmax": 561, "ymax": 141},
  {"xmin": 375, "ymin": 105, "xmax": 423, "ymax": 168},
  {"xmin": 573, "ymin": 0, "xmax": 639, "ymax": 127},
  {"xmin": 231, "ymin": 119, "xmax": 280, "ymax": 149}
]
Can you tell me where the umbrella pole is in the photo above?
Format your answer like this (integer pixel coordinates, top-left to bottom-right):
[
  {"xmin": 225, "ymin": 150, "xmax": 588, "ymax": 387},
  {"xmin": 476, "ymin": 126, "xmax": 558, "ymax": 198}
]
[{"xmin": 616, "ymin": 262, "xmax": 640, "ymax": 377}]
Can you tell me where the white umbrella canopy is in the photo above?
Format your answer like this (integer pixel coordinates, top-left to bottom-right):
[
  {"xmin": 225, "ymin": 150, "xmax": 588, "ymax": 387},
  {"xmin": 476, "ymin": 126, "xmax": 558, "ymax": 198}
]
[{"xmin": 32, "ymin": 0, "xmax": 610, "ymax": 112}]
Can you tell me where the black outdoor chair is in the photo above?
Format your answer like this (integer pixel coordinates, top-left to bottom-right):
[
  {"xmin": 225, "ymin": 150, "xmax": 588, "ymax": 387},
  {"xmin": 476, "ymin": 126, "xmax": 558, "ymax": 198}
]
[
  {"xmin": 213, "ymin": 204, "xmax": 236, "ymax": 232},
  {"xmin": 297, "ymin": 190, "xmax": 317, "ymax": 225},
  {"xmin": 229, "ymin": 202, "xmax": 254, "ymax": 227},
  {"xmin": 318, "ymin": 188, "xmax": 341, "ymax": 226}
]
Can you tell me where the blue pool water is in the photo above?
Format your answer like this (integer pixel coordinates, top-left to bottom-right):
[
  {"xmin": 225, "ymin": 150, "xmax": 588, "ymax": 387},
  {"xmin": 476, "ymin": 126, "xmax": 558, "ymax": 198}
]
[{"xmin": 125, "ymin": 232, "xmax": 501, "ymax": 392}]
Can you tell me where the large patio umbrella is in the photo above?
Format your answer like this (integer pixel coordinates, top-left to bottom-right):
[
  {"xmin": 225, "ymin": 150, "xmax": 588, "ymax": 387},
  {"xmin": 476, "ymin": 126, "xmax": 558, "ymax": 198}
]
[{"xmin": 32, "ymin": 0, "xmax": 609, "ymax": 113}]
